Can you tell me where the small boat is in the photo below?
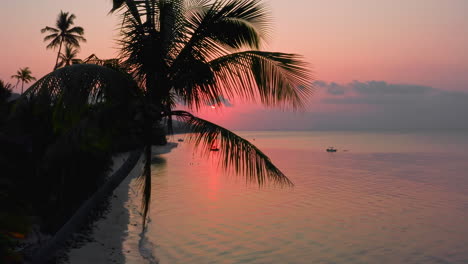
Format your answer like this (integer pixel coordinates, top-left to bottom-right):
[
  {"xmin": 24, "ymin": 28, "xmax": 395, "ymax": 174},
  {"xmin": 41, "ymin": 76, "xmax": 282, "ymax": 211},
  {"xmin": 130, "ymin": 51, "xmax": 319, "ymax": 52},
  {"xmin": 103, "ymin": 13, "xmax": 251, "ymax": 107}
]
[
  {"xmin": 326, "ymin": 147, "xmax": 337, "ymax": 152},
  {"xmin": 177, "ymin": 138, "xmax": 184, "ymax": 142}
]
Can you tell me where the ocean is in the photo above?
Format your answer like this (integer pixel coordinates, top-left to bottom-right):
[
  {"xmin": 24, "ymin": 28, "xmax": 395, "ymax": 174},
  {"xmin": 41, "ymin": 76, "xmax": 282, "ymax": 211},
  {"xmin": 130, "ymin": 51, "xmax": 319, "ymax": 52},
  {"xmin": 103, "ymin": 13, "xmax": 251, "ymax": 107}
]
[{"xmin": 123, "ymin": 131, "xmax": 468, "ymax": 264}]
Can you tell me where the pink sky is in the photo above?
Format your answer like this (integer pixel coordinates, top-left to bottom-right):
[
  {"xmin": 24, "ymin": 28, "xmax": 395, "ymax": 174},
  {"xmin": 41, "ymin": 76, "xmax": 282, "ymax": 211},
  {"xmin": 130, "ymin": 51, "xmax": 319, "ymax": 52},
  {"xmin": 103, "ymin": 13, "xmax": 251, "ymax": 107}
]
[{"xmin": 1, "ymin": 0, "xmax": 467, "ymax": 130}]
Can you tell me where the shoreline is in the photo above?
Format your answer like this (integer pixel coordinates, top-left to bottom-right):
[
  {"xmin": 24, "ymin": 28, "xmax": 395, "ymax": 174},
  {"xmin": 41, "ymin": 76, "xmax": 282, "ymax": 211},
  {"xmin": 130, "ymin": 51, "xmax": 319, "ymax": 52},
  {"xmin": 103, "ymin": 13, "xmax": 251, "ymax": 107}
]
[{"xmin": 66, "ymin": 143, "xmax": 177, "ymax": 264}]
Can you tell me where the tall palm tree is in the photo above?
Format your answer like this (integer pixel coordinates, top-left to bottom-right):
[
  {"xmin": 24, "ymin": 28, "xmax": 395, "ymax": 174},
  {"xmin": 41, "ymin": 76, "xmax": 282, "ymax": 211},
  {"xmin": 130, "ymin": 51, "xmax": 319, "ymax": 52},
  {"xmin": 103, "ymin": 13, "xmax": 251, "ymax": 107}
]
[
  {"xmin": 11, "ymin": 67, "xmax": 36, "ymax": 94},
  {"xmin": 21, "ymin": 0, "xmax": 312, "ymax": 226},
  {"xmin": 110, "ymin": 0, "xmax": 312, "ymax": 222},
  {"xmin": 41, "ymin": 11, "xmax": 86, "ymax": 69},
  {"xmin": 57, "ymin": 45, "xmax": 81, "ymax": 68}
]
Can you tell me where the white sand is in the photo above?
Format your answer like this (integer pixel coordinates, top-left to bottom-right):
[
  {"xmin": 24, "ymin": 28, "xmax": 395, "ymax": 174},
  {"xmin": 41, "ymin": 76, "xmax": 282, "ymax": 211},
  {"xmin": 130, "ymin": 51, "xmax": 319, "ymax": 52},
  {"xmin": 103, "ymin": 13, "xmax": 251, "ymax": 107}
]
[{"xmin": 67, "ymin": 143, "xmax": 177, "ymax": 264}]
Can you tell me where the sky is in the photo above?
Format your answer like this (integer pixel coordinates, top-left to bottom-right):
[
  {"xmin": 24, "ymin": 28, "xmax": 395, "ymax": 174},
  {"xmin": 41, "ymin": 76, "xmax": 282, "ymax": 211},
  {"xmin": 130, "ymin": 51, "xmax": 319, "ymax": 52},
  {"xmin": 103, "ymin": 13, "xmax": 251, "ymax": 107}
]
[{"xmin": 1, "ymin": 0, "xmax": 467, "ymax": 130}]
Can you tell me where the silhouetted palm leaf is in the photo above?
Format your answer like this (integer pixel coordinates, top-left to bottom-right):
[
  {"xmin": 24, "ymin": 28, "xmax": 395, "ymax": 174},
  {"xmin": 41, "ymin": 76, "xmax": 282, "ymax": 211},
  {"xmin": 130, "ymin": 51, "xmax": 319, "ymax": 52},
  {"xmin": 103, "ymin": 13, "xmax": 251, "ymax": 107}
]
[
  {"xmin": 19, "ymin": 64, "xmax": 140, "ymax": 132},
  {"xmin": 170, "ymin": 110, "xmax": 293, "ymax": 186},
  {"xmin": 57, "ymin": 45, "xmax": 81, "ymax": 68},
  {"xmin": 107, "ymin": 0, "xmax": 312, "ymax": 225}
]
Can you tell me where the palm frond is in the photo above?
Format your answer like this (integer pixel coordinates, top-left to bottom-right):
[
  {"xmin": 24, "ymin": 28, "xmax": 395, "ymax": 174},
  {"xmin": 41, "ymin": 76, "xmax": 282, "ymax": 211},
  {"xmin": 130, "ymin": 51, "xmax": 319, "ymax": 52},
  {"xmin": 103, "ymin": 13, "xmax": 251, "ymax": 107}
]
[
  {"xmin": 21, "ymin": 64, "xmax": 140, "ymax": 120},
  {"xmin": 46, "ymin": 37, "xmax": 62, "ymax": 49},
  {"xmin": 67, "ymin": 26, "xmax": 85, "ymax": 36},
  {"xmin": 172, "ymin": 0, "xmax": 269, "ymax": 68},
  {"xmin": 208, "ymin": 50, "xmax": 312, "ymax": 110},
  {"xmin": 43, "ymin": 33, "xmax": 59, "ymax": 42},
  {"xmin": 189, "ymin": 0, "xmax": 269, "ymax": 49},
  {"xmin": 110, "ymin": 0, "xmax": 126, "ymax": 13},
  {"xmin": 158, "ymin": 0, "xmax": 187, "ymax": 59},
  {"xmin": 170, "ymin": 110, "xmax": 293, "ymax": 186},
  {"xmin": 171, "ymin": 50, "xmax": 312, "ymax": 110},
  {"xmin": 110, "ymin": 0, "xmax": 143, "ymax": 26},
  {"xmin": 66, "ymin": 13, "xmax": 77, "ymax": 26},
  {"xmin": 170, "ymin": 55, "xmax": 219, "ymax": 109},
  {"xmin": 41, "ymin": 26, "xmax": 59, "ymax": 34}
]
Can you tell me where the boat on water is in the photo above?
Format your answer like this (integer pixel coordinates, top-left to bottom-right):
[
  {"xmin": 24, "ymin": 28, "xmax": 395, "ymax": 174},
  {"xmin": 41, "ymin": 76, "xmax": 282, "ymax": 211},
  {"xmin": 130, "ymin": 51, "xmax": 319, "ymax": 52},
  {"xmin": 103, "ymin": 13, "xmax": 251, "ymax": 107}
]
[
  {"xmin": 177, "ymin": 138, "xmax": 184, "ymax": 142},
  {"xmin": 326, "ymin": 147, "xmax": 337, "ymax": 152}
]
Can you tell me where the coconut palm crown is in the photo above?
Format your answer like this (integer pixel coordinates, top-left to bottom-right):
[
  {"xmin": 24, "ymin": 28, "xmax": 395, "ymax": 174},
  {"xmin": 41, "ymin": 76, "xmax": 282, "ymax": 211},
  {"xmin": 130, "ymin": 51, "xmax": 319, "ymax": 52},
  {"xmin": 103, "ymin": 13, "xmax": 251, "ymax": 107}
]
[
  {"xmin": 25, "ymin": 0, "xmax": 313, "ymax": 225},
  {"xmin": 11, "ymin": 67, "xmax": 36, "ymax": 94},
  {"xmin": 57, "ymin": 45, "xmax": 81, "ymax": 68},
  {"xmin": 108, "ymin": 0, "xmax": 313, "ymax": 223},
  {"xmin": 41, "ymin": 11, "xmax": 86, "ymax": 69}
]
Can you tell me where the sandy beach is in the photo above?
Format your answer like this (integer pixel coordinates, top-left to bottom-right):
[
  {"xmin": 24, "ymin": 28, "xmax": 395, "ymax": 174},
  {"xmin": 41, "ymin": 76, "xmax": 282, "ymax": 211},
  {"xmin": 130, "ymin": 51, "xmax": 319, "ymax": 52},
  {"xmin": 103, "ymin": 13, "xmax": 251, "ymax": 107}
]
[{"xmin": 66, "ymin": 143, "xmax": 178, "ymax": 264}]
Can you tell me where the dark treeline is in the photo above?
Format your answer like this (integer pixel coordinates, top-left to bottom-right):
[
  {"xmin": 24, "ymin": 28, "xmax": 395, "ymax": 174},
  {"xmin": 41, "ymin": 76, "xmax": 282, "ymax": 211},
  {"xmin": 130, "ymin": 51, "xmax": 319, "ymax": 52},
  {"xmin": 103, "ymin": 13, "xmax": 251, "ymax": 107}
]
[{"xmin": 1, "ymin": 1, "xmax": 312, "ymax": 262}]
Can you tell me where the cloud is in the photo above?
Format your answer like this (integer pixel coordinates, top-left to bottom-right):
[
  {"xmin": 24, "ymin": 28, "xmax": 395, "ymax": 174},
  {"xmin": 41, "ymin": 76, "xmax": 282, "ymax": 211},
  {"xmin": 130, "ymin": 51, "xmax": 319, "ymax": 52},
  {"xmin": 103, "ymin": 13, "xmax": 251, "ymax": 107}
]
[
  {"xmin": 351, "ymin": 81, "xmax": 434, "ymax": 95},
  {"xmin": 312, "ymin": 80, "xmax": 468, "ymax": 130},
  {"xmin": 314, "ymin": 81, "xmax": 346, "ymax": 95},
  {"xmin": 214, "ymin": 80, "xmax": 468, "ymax": 131}
]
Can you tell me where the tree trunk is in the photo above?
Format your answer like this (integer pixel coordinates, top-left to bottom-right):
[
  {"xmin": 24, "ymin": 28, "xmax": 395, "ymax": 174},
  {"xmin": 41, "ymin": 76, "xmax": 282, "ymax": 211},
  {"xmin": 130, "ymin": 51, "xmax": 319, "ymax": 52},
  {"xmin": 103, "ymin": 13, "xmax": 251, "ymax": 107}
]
[
  {"xmin": 54, "ymin": 39, "xmax": 64, "ymax": 70},
  {"xmin": 21, "ymin": 80, "xmax": 24, "ymax": 94}
]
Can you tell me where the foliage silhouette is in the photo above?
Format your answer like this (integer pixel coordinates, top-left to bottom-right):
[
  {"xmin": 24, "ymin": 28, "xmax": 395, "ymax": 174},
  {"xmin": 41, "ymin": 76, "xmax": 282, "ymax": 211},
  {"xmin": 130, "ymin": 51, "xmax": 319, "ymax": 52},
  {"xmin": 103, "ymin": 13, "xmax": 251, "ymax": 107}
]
[
  {"xmin": 0, "ymin": 80, "xmax": 13, "ymax": 125},
  {"xmin": 41, "ymin": 11, "xmax": 86, "ymax": 69},
  {"xmin": 8, "ymin": 0, "xmax": 312, "ymax": 230},
  {"xmin": 11, "ymin": 67, "xmax": 36, "ymax": 94},
  {"xmin": 109, "ymin": 0, "xmax": 312, "ymax": 224},
  {"xmin": 57, "ymin": 45, "xmax": 81, "ymax": 68}
]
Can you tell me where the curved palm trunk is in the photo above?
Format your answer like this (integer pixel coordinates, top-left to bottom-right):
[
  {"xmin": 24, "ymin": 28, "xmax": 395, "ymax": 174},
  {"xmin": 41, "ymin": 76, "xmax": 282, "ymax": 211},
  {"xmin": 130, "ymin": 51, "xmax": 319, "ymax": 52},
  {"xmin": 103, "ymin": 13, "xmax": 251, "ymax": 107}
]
[
  {"xmin": 54, "ymin": 39, "xmax": 64, "ymax": 70},
  {"xmin": 140, "ymin": 69, "xmax": 167, "ymax": 225}
]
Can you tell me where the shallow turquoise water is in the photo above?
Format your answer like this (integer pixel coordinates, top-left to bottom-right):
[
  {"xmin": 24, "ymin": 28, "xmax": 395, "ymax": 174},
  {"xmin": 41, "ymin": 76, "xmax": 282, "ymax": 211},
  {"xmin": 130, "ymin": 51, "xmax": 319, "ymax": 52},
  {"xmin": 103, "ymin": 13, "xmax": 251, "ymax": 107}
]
[{"xmin": 136, "ymin": 131, "xmax": 468, "ymax": 263}]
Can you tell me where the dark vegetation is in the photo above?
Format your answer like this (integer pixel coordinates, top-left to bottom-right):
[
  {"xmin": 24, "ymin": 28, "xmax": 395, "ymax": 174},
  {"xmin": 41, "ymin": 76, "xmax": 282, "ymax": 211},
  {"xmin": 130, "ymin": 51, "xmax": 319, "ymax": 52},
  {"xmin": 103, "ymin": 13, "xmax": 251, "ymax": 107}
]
[
  {"xmin": 0, "ymin": 66, "xmax": 144, "ymax": 262},
  {"xmin": 1, "ymin": 0, "xmax": 312, "ymax": 262}
]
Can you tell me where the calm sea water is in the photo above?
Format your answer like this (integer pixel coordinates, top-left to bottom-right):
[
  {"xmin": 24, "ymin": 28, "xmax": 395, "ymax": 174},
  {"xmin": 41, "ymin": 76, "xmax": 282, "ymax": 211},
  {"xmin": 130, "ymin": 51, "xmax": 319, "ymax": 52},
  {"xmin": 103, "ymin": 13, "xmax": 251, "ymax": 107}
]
[{"xmin": 128, "ymin": 131, "xmax": 468, "ymax": 264}]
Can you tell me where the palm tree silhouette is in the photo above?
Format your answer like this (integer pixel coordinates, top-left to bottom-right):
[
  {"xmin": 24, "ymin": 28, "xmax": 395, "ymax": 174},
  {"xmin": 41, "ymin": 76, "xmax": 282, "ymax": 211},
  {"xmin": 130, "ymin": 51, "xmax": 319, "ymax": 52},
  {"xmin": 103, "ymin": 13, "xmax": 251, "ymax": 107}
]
[
  {"xmin": 57, "ymin": 45, "xmax": 81, "ymax": 68},
  {"xmin": 23, "ymin": 0, "xmax": 312, "ymax": 225},
  {"xmin": 41, "ymin": 11, "xmax": 86, "ymax": 70},
  {"xmin": 11, "ymin": 67, "xmax": 36, "ymax": 94},
  {"xmin": 109, "ymin": 0, "xmax": 312, "ymax": 222}
]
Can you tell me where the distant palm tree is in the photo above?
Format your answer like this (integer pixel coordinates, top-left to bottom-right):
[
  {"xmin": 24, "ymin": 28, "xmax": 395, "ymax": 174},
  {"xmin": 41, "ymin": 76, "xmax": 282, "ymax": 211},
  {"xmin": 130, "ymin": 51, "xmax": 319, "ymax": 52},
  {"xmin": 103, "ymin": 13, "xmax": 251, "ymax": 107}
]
[
  {"xmin": 41, "ymin": 11, "xmax": 86, "ymax": 69},
  {"xmin": 57, "ymin": 45, "xmax": 81, "ymax": 68},
  {"xmin": 11, "ymin": 67, "xmax": 36, "ymax": 94}
]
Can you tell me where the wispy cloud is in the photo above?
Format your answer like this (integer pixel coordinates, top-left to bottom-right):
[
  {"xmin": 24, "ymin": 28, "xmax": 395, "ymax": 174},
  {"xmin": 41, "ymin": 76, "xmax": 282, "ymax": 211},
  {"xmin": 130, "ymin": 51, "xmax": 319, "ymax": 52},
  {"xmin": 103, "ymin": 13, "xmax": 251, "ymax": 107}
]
[{"xmin": 214, "ymin": 81, "xmax": 468, "ymax": 131}]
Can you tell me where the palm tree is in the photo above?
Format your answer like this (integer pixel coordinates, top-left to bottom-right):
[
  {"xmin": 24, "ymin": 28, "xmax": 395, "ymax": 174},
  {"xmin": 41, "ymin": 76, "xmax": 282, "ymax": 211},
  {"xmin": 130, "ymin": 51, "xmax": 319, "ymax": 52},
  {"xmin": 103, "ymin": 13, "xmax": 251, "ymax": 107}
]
[
  {"xmin": 109, "ymin": 0, "xmax": 312, "ymax": 222},
  {"xmin": 11, "ymin": 67, "xmax": 36, "ymax": 94},
  {"xmin": 41, "ymin": 11, "xmax": 86, "ymax": 69},
  {"xmin": 21, "ymin": 0, "xmax": 312, "ymax": 225},
  {"xmin": 57, "ymin": 45, "xmax": 81, "ymax": 68}
]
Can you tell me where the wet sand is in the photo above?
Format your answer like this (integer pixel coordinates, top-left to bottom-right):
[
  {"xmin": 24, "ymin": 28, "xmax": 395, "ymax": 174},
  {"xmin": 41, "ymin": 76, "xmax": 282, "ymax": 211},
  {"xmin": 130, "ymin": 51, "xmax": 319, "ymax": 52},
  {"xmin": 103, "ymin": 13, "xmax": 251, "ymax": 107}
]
[{"xmin": 67, "ymin": 143, "xmax": 177, "ymax": 264}]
